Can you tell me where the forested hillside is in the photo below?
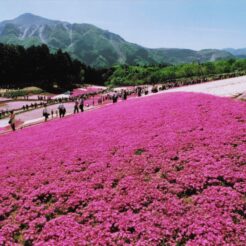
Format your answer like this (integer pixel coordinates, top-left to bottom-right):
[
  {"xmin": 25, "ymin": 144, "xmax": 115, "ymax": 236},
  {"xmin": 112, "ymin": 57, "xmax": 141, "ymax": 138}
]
[{"xmin": 0, "ymin": 13, "xmax": 234, "ymax": 67}]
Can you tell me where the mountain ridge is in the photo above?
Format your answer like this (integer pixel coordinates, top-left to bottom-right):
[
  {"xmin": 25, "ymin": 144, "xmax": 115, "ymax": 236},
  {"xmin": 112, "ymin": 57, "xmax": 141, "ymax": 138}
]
[
  {"xmin": 0, "ymin": 13, "xmax": 234, "ymax": 67},
  {"xmin": 223, "ymin": 48, "xmax": 246, "ymax": 58}
]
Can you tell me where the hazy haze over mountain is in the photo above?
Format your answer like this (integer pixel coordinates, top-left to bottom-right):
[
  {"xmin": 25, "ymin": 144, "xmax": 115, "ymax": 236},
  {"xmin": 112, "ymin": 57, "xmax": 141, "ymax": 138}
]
[{"xmin": 223, "ymin": 48, "xmax": 246, "ymax": 58}]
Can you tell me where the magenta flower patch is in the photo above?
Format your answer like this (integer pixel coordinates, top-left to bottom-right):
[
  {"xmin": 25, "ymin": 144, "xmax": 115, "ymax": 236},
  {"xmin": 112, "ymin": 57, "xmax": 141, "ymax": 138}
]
[{"xmin": 0, "ymin": 92, "xmax": 245, "ymax": 245}]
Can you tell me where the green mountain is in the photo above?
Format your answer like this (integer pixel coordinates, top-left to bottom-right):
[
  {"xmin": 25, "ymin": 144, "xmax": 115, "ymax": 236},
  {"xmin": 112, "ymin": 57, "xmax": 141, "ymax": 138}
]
[
  {"xmin": 223, "ymin": 48, "xmax": 246, "ymax": 58},
  {"xmin": 0, "ymin": 13, "xmax": 234, "ymax": 67}
]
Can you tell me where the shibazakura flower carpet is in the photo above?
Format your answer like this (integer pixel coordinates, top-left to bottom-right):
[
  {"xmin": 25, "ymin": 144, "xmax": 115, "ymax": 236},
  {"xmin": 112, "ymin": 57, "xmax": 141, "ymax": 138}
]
[{"xmin": 0, "ymin": 92, "xmax": 245, "ymax": 245}]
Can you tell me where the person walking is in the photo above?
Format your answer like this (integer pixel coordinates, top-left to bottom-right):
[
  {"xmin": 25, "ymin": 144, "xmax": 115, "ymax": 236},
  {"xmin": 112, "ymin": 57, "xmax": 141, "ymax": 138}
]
[
  {"xmin": 137, "ymin": 87, "xmax": 142, "ymax": 97},
  {"xmin": 122, "ymin": 90, "xmax": 127, "ymax": 100},
  {"xmin": 9, "ymin": 111, "xmax": 16, "ymax": 131},
  {"xmin": 74, "ymin": 100, "xmax": 79, "ymax": 114},
  {"xmin": 58, "ymin": 104, "xmax": 64, "ymax": 118},
  {"xmin": 112, "ymin": 93, "xmax": 118, "ymax": 103},
  {"xmin": 43, "ymin": 105, "xmax": 50, "ymax": 122},
  {"xmin": 79, "ymin": 97, "xmax": 84, "ymax": 112},
  {"xmin": 58, "ymin": 104, "xmax": 66, "ymax": 118}
]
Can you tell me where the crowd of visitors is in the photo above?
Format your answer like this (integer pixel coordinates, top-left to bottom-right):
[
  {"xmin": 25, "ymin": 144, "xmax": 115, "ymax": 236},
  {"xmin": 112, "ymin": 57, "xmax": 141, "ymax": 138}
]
[
  {"xmin": 0, "ymin": 80, "xmax": 196, "ymax": 121},
  {"xmin": 6, "ymin": 85, "xmax": 167, "ymax": 131}
]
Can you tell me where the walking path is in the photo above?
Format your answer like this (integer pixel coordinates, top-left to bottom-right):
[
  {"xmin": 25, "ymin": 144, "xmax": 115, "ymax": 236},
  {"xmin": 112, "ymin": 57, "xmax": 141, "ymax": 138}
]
[
  {"xmin": 158, "ymin": 75, "xmax": 246, "ymax": 97},
  {"xmin": 0, "ymin": 75, "xmax": 245, "ymax": 134}
]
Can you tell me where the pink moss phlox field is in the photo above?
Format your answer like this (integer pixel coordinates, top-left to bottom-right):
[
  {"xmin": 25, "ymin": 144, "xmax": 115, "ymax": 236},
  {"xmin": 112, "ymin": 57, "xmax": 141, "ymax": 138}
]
[
  {"xmin": 0, "ymin": 92, "xmax": 245, "ymax": 245},
  {"xmin": 72, "ymin": 87, "xmax": 103, "ymax": 97}
]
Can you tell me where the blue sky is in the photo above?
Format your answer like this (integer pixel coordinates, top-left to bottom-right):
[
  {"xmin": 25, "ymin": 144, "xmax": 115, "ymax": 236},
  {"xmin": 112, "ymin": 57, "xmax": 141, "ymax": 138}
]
[{"xmin": 0, "ymin": 0, "xmax": 245, "ymax": 50}]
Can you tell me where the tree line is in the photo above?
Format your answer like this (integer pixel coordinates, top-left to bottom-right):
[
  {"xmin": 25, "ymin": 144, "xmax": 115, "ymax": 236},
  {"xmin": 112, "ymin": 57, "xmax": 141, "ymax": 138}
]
[
  {"xmin": 1, "ymin": 43, "xmax": 246, "ymax": 90},
  {"xmin": 0, "ymin": 43, "xmax": 107, "ymax": 91},
  {"xmin": 106, "ymin": 59, "xmax": 246, "ymax": 87}
]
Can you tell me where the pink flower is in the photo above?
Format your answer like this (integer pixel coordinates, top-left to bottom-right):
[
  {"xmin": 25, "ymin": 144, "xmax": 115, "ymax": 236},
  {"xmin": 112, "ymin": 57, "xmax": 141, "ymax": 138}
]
[{"xmin": 0, "ymin": 92, "xmax": 245, "ymax": 245}]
